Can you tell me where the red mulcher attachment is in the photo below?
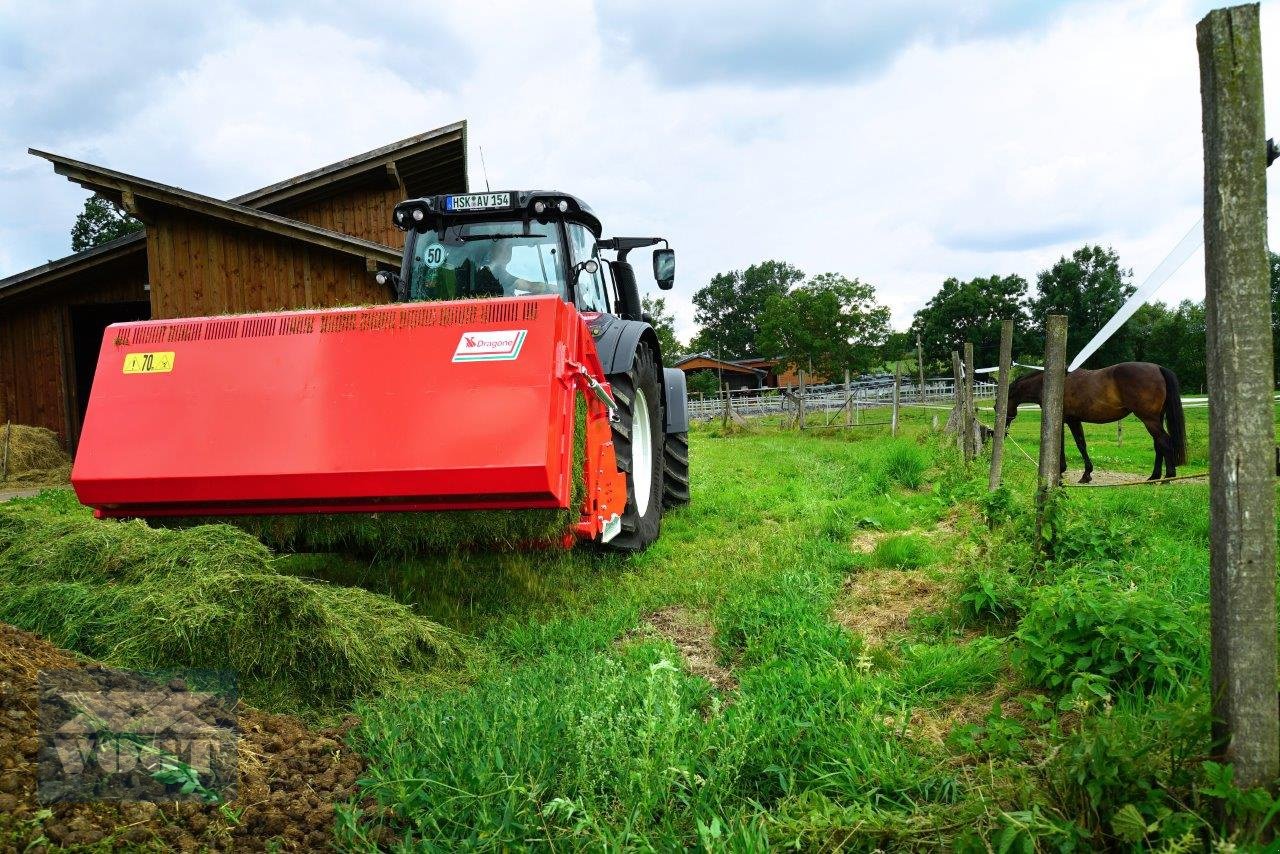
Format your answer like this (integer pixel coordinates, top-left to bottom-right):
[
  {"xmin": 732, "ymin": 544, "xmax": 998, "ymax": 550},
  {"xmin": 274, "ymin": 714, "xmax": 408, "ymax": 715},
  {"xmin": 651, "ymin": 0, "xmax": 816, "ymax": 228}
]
[{"xmin": 71, "ymin": 295, "xmax": 628, "ymax": 545}]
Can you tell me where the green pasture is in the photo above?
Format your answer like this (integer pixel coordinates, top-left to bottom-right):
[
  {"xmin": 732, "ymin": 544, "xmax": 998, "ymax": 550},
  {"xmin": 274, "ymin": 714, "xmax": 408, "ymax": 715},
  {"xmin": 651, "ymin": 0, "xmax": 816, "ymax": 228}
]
[{"xmin": 3, "ymin": 400, "xmax": 1279, "ymax": 849}]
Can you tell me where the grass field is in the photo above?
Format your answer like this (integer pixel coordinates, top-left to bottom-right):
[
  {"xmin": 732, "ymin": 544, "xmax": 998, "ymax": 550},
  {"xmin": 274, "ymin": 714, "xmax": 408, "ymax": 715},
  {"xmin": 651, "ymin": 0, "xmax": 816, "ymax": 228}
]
[
  {"xmin": 4, "ymin": 402, "xmax": 1277, "ymax": 849},
  {"xmin": 282, "ymin": 403, "xmax": 1274, "ymax": 850}
]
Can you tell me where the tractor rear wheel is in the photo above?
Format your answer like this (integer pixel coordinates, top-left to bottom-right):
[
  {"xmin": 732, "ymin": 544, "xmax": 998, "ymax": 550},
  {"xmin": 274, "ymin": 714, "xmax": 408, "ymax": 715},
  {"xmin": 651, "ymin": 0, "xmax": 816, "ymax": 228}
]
[
  {"xmin": 606, "ymin": 345, "xmax": 664, "ymax": 550},
  {"xmin": 662, "ymin": 432, "xmax": 690, "ymax": 507}
]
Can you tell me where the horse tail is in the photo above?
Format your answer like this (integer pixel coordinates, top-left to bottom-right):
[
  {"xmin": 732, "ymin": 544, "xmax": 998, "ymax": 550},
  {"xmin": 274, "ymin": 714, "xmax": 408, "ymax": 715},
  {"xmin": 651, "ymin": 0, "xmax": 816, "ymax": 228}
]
[{"xmin": 1160, "ymin": 366, "xmax": 1187, "ymax": 466}]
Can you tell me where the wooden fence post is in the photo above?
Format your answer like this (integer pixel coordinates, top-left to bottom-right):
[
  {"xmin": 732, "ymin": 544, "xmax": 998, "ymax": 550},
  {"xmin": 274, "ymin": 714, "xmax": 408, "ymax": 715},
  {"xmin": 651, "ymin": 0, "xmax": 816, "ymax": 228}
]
[
  {"xmin": 892, "ymin": 361, "xmax": 901, "ymax": 437},
  {"xmin": 988, "ymin": 319, "xmax": 1014, "ymax": 491},
  {"xmin": 950, "ymin": 350, "xmax": 963, "ymax": 452},
  {"xmin": 1035, "ymin": 315, "xmax": 1067, "ymax": 566},
  {"xmin": 796, "ymin": 370, "xmax": 806, "ymax": 431},
  {"xmin": 1198, "ymin": 2, "xmax": 1278, "ymax": 790},
  {"xmin": 962, "ymin": 342, "xmax": 976, "ymax": 463},
  {"xmin": 916, "ymin": 336, "xmax": 926, "ymax": 403},
  {"xmin": 844, "ymin": 369, "xmax": 852, "ymax": 428}
]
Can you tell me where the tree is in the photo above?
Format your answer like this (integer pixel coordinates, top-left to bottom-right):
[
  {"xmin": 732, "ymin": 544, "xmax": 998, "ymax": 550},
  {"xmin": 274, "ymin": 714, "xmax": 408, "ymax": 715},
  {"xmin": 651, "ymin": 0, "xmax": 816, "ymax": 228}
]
[
  {"xmin": 689, "ymin": 260, "xmax": 804, "ymax": 359},
  {"xmin": 756, "ymin": 273, "xmax": 890, "ymax": 378},
  {"xmin": 685, "ymin": 370, "xmax": 722, "ymax": 398},
  {"xmin": 642, "ymin": 294, "xmax": 683, "ymax": 361},
  {"xmin": 1028, "ymin": 245, "xmax": 1135, "ymax": 367},
  {"xmin": 909, "ymin": 274, "xmax": 1029, "ymax": 370},
  {"xmin": 71, "ymin": 195, "xmax": 143, "ymax": 252}
]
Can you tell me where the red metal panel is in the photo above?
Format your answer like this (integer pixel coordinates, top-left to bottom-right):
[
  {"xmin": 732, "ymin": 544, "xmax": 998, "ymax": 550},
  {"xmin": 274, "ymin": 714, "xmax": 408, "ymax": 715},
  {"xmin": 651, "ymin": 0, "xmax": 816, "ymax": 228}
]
[{"xmin": 72, "ymin": 295, "xmax": 583, "ymax": 517}]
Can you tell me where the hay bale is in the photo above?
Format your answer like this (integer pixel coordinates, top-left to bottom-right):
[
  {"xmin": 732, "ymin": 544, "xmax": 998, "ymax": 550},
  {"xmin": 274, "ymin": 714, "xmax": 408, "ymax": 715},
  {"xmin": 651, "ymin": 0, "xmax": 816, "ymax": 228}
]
[
  {"xmin": 0, "ymin": 496, "xmax": 464, "ymax": 708},
  {"xmin": 0, "ymin": 424, "xmax": 71, "ymax": 487}
]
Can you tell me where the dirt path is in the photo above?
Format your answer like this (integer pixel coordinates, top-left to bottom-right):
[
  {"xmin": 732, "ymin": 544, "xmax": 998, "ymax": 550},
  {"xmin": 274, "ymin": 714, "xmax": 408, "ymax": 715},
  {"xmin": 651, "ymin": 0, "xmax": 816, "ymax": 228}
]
[
  {"xmin": 0, "ymin": 487, "xmax": 46, "ymax": 502},
  {"xmin": 0, "ymin": 622, "xmax": 384, "ymax": 851}
]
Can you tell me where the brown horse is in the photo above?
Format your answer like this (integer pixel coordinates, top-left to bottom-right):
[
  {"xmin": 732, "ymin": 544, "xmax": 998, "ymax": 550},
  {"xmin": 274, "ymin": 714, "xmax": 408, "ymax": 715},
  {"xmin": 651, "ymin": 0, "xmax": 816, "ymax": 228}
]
[{"xmin": 1006, "ymin": 362, "xmax": 1187, "ymax": 482}]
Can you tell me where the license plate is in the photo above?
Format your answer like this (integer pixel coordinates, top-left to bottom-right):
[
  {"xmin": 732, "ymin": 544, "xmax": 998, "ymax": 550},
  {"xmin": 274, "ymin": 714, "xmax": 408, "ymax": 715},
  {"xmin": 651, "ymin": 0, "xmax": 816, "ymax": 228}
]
[
  {"xmin": 123, "ymin": 351, "xmax": 175, "ymax": 374},
  {"xmin": 445, "ymin": 192, "xmax": 511, "ymax": 211}
]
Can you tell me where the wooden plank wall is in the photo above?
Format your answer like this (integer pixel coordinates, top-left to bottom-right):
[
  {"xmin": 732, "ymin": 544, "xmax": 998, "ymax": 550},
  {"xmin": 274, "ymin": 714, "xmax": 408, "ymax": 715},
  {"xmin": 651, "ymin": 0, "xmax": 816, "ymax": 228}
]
[
  {"xmin": 0, "ymin": 252, "xmax": 148, "ymax": 443},
  {"xmin": 147, "ymin": 215, "xmax": 389, "ymax": 319},
  {"xmin": 278, "ymin": 187, "xmax": 405, "ymax": 249}
]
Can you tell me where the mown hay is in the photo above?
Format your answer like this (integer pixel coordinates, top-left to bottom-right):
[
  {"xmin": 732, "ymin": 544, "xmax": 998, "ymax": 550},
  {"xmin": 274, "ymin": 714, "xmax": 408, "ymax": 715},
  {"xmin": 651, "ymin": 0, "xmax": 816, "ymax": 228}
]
[
  {"xmin": 178, "ymin": 395, "xmax": 589, "ymax": 558},
  {"xmin": 0, "ymin": 424, "xmax": 72, "ymax": 487},
  {"xmin": 0, "ymin": 494, "xmax": 464, "ymax": 708}
]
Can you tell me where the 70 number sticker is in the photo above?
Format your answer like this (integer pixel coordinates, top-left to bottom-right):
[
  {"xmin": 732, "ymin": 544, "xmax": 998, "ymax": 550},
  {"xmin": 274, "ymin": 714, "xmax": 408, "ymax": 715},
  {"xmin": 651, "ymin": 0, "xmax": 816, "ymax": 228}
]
[{"xmin": 123, "ymin": 351, "xmax": 175, "ymax": 374}]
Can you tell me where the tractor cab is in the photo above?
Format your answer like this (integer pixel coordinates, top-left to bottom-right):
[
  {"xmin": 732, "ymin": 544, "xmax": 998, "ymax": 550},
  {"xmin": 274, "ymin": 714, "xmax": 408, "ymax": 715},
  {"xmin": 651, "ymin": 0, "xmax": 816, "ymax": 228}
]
[{"xmin": 378, "ymin": 191, "xmax": 674, "ymax": 323}]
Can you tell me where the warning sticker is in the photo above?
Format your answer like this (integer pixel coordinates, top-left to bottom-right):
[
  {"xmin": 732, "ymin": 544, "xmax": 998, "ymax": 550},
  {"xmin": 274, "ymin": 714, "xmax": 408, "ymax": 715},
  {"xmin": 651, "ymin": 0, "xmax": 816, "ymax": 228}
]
[
  {"xmin": 122, "ymin": 352, "xmax": 175, "ymax": 374},
  {"xmin": 452, "ymin": 330, "xmax": 527, "ymax": 362}
]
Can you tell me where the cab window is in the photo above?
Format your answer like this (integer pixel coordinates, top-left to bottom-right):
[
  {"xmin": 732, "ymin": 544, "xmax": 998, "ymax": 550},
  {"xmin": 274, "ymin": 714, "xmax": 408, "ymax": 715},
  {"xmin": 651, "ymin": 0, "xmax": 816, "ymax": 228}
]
[{"xmin": 567, "ymin": 223, "xmax": 609, "ymax": 313}]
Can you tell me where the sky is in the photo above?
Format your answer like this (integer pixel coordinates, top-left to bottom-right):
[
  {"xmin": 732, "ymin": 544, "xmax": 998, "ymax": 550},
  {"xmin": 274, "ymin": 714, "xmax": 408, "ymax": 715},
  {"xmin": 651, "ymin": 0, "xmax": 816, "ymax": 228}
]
[{"xmin": 1, "ymin": 0, "xmax": 1276, "ymax": 345}]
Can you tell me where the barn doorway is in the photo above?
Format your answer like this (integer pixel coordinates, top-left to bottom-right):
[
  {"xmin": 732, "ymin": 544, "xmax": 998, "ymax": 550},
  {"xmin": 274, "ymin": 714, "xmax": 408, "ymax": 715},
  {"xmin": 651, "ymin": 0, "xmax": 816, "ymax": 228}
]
[{"xmin": 68, "ymin": 300, "xmax": 151, "ymax": 439}]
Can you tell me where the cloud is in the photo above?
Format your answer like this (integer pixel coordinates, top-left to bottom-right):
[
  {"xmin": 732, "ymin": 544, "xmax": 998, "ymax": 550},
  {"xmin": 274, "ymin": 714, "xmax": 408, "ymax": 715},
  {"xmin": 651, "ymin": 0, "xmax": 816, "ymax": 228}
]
[
  {"xmin": 3, "ymin": 0, "xmax": 1280, "ymax": 351},
  {"xmin": 597, "ymin": 0, "xmax": 1086, "ymax": 87}
]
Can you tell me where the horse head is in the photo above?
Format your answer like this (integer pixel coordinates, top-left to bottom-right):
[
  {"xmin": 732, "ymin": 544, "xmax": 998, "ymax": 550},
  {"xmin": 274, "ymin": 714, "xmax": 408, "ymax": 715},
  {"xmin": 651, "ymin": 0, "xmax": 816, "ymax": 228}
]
[{"xmin": 1004, "ymin": 371, "xmax": 1043, "ymax": 432}]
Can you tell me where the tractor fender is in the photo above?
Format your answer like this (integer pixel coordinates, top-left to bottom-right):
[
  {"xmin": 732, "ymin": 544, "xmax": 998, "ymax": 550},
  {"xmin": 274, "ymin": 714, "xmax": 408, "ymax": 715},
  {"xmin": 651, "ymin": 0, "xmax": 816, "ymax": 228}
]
[
  {"xmin": 592, "ymin": 317, "xmax": 684, "ymax": 433},
  {"xmin": 662, "ymin": 368, "xmax": 689, "ymax": 434}
]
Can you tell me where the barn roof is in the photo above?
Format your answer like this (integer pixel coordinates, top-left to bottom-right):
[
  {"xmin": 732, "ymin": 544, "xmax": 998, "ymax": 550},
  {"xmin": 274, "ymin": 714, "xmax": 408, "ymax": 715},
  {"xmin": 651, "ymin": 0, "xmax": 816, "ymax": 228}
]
[
  {"xmin": 233, "ymin": 120, "xmax": 467, "ymax": 209},
  {"xmin": 31, "ymin": 149, "xmax": 403, "ymax": 268},
  {"xmin": 0, "ymin": 120, "xmax": 467, "ymax": 305}
]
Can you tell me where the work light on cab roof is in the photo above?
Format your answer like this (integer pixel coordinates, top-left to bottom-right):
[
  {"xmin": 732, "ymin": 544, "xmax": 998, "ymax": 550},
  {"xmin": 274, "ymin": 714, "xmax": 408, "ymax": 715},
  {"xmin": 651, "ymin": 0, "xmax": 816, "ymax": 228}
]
[{"xmin": 71, "ymin": 185, "xmax": 690, "ymax": 552}]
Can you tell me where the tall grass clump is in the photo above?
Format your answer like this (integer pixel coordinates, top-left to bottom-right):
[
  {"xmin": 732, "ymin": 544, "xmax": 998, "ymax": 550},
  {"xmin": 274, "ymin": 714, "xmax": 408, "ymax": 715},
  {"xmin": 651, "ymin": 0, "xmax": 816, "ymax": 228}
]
[
  {"xmin": 873, "ymin": 441, "xmax": 930, "ymax": 491},
  {"xmin": 0, "ymin": 495, "xmax": 464, "ymax": 709},
  {"xmin": 871, "ymin": 533, "xmax": 932, "ymax": 569}
]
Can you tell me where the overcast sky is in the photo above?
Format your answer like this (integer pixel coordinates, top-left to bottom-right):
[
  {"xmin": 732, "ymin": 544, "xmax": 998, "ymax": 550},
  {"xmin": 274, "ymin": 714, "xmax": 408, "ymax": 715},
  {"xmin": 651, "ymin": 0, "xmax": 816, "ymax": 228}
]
[{"xmin": 1, "ymin": 0, "xmax": 1277, "ymax": 342}]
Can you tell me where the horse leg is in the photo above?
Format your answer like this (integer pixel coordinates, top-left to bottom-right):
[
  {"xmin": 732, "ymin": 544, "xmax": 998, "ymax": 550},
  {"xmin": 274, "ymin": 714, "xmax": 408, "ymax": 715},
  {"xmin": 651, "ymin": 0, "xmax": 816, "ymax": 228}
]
[
  {"xmin": 1067, "ymin": 420, "xmax": 1092, "ymax": 483},
  {"xmin": 1059, "ymin": 424, "xmax": 1068, "ymax": 477},
  {"xmin": 1142, "ymin": 417, "xmax": 1166, "ymax": 480}
]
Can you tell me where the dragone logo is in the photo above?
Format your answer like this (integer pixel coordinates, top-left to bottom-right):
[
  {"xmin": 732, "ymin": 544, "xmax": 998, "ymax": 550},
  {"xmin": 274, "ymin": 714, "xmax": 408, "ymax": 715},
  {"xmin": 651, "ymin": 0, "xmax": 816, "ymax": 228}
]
[{"xmin": 452, "ymin": 329, "xmax": 528, "ymax": 362}]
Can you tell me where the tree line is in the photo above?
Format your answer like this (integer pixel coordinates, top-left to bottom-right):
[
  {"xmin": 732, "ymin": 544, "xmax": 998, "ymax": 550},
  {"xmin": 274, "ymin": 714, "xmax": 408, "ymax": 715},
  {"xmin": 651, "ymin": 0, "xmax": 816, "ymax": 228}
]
[{"xmin": 658, "ymin": 243, "xmax": 1280, "ymax": 394}]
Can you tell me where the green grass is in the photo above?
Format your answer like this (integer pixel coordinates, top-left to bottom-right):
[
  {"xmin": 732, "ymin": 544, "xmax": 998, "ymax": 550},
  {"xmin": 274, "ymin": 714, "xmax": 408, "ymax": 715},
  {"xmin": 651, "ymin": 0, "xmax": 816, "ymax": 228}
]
[
  {"xmin": 6, "ymin": 401, "xmax": 1278, "ymax": 849},
  {"xmin": 0, "ymin": 490, "xmax": 464, "ymax": 712}
]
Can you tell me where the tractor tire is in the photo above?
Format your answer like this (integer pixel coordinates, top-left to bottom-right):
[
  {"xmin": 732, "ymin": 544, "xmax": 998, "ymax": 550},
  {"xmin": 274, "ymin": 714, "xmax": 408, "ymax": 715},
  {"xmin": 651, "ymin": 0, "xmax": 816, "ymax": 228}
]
[
  {"xmin": 605, "ymin": 344, "xmax": 665, "ymax": 551},
  {"xmin": 662, "ymin": 431, "xmax": 690, "ymax": 508}
]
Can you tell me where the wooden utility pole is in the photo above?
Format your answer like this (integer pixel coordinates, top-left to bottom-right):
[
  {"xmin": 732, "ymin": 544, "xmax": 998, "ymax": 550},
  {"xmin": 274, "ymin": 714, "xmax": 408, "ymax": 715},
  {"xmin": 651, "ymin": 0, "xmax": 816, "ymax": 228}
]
[
  {"xmin": 916, "ymin": 336, "xmax": 926, "ymax": 403},
  {"xmin": 1034, "ymin": 315, "xmax": 1067, "ymax": 565},
  {"xmin": 721, "ymin": 383, "xmax": 731, "ymax": 430},
  {"xmin": 988, "ymin": 319, "xmax": 1014, "ymax": 491},
  {"xmin": 962, "ymin": 343, "xmax": 976, "ymax": 463},
  {"xmin": 1198, "ymin": 2, "xmax": 1277, "ymax": 790},
  {"xmin": 891, "ymin": 361, "xmax": 901, "ymax": 437}
]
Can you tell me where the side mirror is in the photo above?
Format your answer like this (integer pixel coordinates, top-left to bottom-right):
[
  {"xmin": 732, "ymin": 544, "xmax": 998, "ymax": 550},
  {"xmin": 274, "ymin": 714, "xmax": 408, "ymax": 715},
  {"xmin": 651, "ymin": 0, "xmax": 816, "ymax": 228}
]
[{"xmin": 653, "ymin": 248, "xmax": 675, "ymax": 290}]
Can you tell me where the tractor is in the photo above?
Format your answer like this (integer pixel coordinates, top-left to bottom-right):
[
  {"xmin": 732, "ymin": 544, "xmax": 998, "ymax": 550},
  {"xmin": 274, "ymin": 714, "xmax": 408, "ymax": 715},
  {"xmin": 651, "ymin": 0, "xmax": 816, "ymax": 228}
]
[{"xmin": 71, "ymin": 190, "xmax": 689, "ymax": 551}]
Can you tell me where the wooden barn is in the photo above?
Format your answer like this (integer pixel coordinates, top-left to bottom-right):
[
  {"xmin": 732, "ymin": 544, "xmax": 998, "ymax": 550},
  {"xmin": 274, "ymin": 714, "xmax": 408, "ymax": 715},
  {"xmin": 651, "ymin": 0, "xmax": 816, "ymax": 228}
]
[
  {"xmin": 673, "ymin": 353, "xmax": 812, "ymax": 390},
  {"xmin": 0, "ymin": 121, "xmax": 467, "ymax": 450}
]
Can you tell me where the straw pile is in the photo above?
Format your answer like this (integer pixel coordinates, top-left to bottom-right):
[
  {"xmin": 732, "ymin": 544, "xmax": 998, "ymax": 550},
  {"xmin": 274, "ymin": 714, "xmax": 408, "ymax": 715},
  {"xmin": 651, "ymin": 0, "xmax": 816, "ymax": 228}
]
[
  {"xmin": 0, "ymin": 491, "xmax": 463, "ymax": 709},
  {"xmin": 175, "ymin": 395, "xmax": 589, "ymax": 559},
  {"xmin": 0, "ymin": 424, "xmax": 72, "ymax": 487}
]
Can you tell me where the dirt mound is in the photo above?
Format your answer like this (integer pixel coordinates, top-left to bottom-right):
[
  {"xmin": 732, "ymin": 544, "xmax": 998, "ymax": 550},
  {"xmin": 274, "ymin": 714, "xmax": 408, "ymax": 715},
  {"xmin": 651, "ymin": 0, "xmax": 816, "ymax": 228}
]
[
  {"xmin": 638, "ymin": 606, "xmax": 736, "ymax": 693},
  {"xmin": 0, "ymin": 425, "xmax": 71, "ymax": 487},
  {"xmin": 0, "ymin": 622, "xmax": 385, "ymax": 851}
]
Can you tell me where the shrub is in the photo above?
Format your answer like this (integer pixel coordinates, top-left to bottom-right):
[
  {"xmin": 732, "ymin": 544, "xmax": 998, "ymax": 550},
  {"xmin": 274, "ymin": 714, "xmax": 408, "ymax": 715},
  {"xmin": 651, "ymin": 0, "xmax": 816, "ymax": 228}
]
[
  {"xmin": 1013, "ymin": 577, "xmax": 1201, "ymax": 693},
  {"xmin": 958, "ymin": 566, "xmax": 1027, "ymax": 625}
]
